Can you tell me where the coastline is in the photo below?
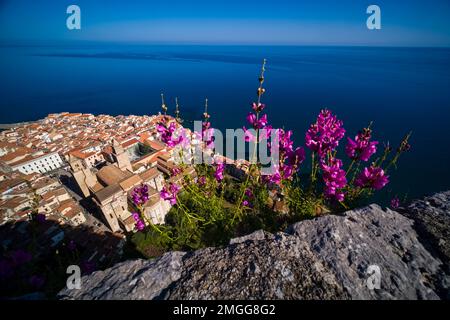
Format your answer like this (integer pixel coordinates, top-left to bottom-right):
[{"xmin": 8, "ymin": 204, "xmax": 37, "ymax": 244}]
[{"xmin": 0, "ymin": 120, "xmax": 39, "ymax": 130}]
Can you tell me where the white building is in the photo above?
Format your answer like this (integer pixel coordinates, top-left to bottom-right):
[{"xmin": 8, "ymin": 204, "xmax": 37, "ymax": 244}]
[{"xmin": 11, "ymin": 152, "xmax": 65, "ymax": 174}]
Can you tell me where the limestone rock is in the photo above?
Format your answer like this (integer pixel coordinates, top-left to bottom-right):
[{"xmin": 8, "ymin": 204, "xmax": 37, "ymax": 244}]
[{"xmin": 58, "ymin": 194, "xmax": 450, "ymax": 300}]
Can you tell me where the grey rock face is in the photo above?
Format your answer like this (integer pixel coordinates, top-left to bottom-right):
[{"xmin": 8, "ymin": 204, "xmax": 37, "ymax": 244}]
[
  {"xmin": 58, "ymin": 251, "xmax": 186, "ymax": 300},
  {"xmin": 402, "ymin": 191, "xmax": 450, "ymax": 266},
  {"xmin": 59, "ymin": 195, "xmax": 450, "ymax": 300}
]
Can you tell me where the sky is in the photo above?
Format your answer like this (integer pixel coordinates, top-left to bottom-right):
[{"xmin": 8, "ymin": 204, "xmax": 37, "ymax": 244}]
[{"xmin": 0, "ymin": 0, "xmax": 449, "ymax": 46}]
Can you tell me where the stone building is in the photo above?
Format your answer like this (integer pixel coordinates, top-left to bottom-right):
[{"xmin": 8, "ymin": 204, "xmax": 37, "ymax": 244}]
[{"xmin": 69, "ymin": 139, "xmax": 171, "ymax": 233}]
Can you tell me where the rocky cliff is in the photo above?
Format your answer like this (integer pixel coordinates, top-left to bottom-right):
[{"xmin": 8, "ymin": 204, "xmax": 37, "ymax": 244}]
[{"xmin": 58, "ymin": 191, "xmax": 450, "ymax": 300}]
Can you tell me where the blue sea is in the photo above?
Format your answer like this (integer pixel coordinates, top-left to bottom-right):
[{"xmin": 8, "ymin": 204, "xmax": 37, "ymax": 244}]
[{"xmin": 0, "ymin": 44, "xmax": 449, "ymax": 201}]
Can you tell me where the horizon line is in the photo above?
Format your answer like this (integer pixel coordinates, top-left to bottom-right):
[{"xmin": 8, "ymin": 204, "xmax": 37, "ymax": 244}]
[{"xmin": 1, "ymin": 39, "xmax": 450, "ymax": 49}]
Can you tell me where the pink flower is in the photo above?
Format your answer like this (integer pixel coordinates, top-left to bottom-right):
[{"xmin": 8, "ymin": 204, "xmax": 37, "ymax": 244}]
[
  {"xmin": 252, "ymin": 102, "xmax": 266, "ymax": 112},
  {"xmin": 246, "ymin": 112, "xmax": 268, "ymax": 130},
  {"xmin": 132, "ymin": 184, "xmax": 149, "ymax": 206},
  {"xmin": 202, "ymin": 123, "xmax": 215, "ymax": 150},
  {"xmin": 160, "ymin": 183, "xmax": 181, "ymax": 205},
  {"xmin": 243, "ymin": 126, "xmax": 257, "ymax": 143},
  {"xmin": 287, "ymin": 147, "xmax": 306, "ymax": 167},
  {"xmin": 157, "ymin": 121, "xmax": 183, "ymax": 148},
  {"xmin": 278, "ymin": 129, "xmax": 294, "ymax": 153},
  {"xmin": 171, "ymin": 167, "xmax": 182, "ymax": 176},
  {"xmin": 305, "ymin": 109, "xmax": 345, "ymax": 158},
  {"xmin": 264, "ymin": 166, "xmax": 282, "ymax": 185},
  {"xmin": 259, "ymin": 125, "xmax": 273, "ymax": 140},
  {"xmin": 321, "ymin": 158, "xmax": 347, "ymax": 202},
  {"xmin": 355, "ymin": 166, "xmax": 389, "ymax": 190},
  {"xmin": 214, "ymin": 162, "xmax": 225, "ymax": 182},
  {"xmin": 242, "ymin": 200, "xmax": 253, "ymax": 208},
  {"xmin": 345, "ymin": 128, "xmax": 378, "ymax": 162},
  {"xmin": 246, "ymin": 113, "xmax": 256, "ymax": 127},
  {"xmin": 132, "ymin": 212, "xmax": 145, "ymax": 231},
  {"xmin": 390, "ymin": 197, "xmax": 400, "ymax": 209}
]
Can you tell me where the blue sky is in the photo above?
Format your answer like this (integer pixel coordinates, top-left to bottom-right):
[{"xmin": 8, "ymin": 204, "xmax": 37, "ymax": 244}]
[{"xmin": 0, "ymin": 0, "xmax": 449, "ymax": 46}]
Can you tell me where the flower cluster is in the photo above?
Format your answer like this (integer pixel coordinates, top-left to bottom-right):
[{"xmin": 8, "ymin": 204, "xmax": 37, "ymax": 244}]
[
  {"xmin": 390, "ymin": 197, "xmax": 400, "ymax": 209},
  {"xmin": 202, "ymin": 121, "xmax": 215, "ymax": 150},
  {"xmin": 157, "ymin": 121, "xmax": 183, "ymax": 148},
  {"xmin": 132, "ymin": 212, "xmax": 145, "ymax": 231},
  {"xmin": 131, "ymin": 184, "xmax": 149, "ymax": 206},
  {"xmin": 355, "ymin": 166, "xmax": 389, "ymax": 190},
  {"xmin": 214, "ymin": 161, "xmax": 225, "ymax": 182},
  {"xmin": 171, "ymin": 167, "xmax": 182, "ymax": 177},
  {"xmin": 265, "ymin": 129, "xmax": 305, "ymax": 185},
  {"xmin": 305, "ymin": 109, "xmax": 345, "ymax": 157},
  {"xmin": 321, "ymin": 158, "xmax": 347, "ymax": 202},
  {"xmin": 246, "ymin": 113, "xmax": 268, "ymax": 130},
  {"xmin": 345, "ymin": 127, "xmax": 378, "ymax": 162},
  {"xmin": 242, "ymin": 188, "xmax": 254, "ymax": 208},
  {"xmin": 160, "ymin": 183, "xmax": 181, "ymax": 205}
]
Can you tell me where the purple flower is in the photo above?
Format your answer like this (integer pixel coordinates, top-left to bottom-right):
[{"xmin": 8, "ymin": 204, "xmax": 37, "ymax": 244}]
[
  {"xmin": 259, "ymin": 125, "xmax": 273, "ymax": 141},
  {"xmin": 345, "ymin": 128, "xmax": 378, "ymax": 162},
  {"xmin": 135, "ymin": 220, "xmax": 145, "ymax": 231},
  {"xmin": 242, "ymin": 188, "xmax": 254, "ymax": 208},
  {"xmin": 160, "ymin": 184, "xmax": 181, "ymax": 205},
  {"xmin": 287, "ymin": 147, "xmax": 306, "ymax": 167},
  {"xmin": 252, "ymin": 102, "xmax": 266, "ymax": 112},
  {"xmin": 246, "ymin": 113, "xmax": 256, "ymax": 127},
  {"xmin": 202, "ymin": 121, "xmax": 211, "ymax": 131},
  {"xmin": 29, "ymin": 275, "xmax": 45, "ymax": 289},
  {"xmin": 355, "ymin": 166, "xmax": 389, "ymax": 190},
  {"xmin": 197, "ymin": 176, "xmax": 206, "ymax": 186},
  {"xmin": 201, "ymin": 122, "xmax": 215, "ymax": 150},
  {"xmin": 157, "ymin": 121, "xmax": 183, "ymax": 148},
  {"xmin": 264, "ymin": 129, "xmax": 305, "ymax": 184},
  {"xmin": 278, "ymin": 129, "xmax": 294, "ymax": 153},
  {"xmin": 214, "ymin": 162, "xmax": 225, "ymax": 182},
  {"xmin": 171, "ymin": 167, "xmax": 182, "ymax": 176},
  {"xmin": 132, "ymin": 184, "xmax": 149, "ymax": 206},
  {"xmin": 305, "ymin": 109, "xmax": 345, "ymax": 157},
  {"xmin": 321, "ymin": 158, "xmax": 347, "ymax": 202},
  {"xmin": 264, "ymin": 166, "xmax": 282, "ymax": 185},
  {"xmin": 390, "ymin": 197, "xmax": 400, "ymax": 209},
  {"xmin": 247, "ymin": 112, "xmax": 268, "ymax": 130},
  {"xmin": 132, "ymin": 212, "xmax": 145, "ymax": 231},
  {"xmin": 242, "ymin": 200, "xmax": 253, "ymax": 208},
  {"xmin": 243, "ymin": 126, "xmax": 257, "ymax": 143}
]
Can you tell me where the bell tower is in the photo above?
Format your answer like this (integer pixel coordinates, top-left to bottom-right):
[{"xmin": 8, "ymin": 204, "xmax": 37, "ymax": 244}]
[
  {"xmin": 69, "ymin": 154, "xmax": 98, "ymax": 197},
  {"xmin": 112, "ymin": 139, "xmax": 132, "ymax": 172}
]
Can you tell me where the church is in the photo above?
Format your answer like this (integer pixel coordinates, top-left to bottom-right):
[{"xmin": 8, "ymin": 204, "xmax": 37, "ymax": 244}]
[{"xmin": 69, "ymin": 138, "xmax": 172, "ymax": 233}]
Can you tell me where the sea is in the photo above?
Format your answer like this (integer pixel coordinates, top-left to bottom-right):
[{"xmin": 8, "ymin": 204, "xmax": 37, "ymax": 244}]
[{"xmin": 0, "ymin": 44, "xmax": 449, "ymax": 202}]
